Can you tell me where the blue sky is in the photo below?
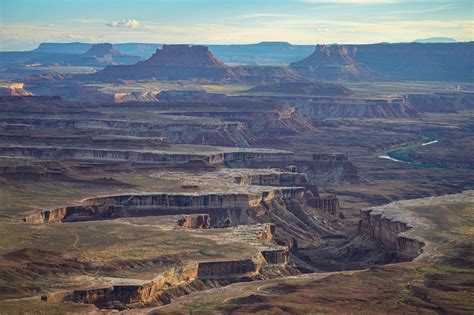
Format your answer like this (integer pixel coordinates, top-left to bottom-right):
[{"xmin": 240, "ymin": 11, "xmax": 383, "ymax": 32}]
[{"xmin": 1, "ymin": 0, "xmax": 473, "ymax": 50}]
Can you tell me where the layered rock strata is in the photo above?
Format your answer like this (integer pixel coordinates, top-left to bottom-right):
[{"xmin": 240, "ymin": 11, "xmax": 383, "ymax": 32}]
[
  {"xmin": 359, "ymin": 204, "xmax": 426, "ymax": 262},
  {"xmin": 23, "ymin": 189, "xmax": 307, "ymax": 226},
  {"xmin": 0, "ymin": 145, "xmax": 293, "ymax": 165}
]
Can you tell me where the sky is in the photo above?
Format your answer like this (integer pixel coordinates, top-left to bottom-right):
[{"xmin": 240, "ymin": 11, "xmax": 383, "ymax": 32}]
[{"xmin": 0, "ymin": 0, "xmax": 473, "ymax": 51}]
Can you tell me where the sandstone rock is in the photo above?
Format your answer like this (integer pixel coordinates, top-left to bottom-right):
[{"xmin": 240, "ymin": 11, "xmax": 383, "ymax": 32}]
[
  {"xmin": 307, "ymin": 194, "xmax": 340, "ymax": 217},
  {"xmin": 177, "ymin": 214, "xmax": 211, "ymax": 229},
  {"xmin": 261, "ymin": 249, "xmax": 289, "ymax": 265},
  {"xmin": 290, "ymin": 44, "xmax": 379, "ymax": 81},
  {"xmin": 255, "ymin": 223, "xmax": 276, "ymax": 242},
  {"xmin": 359, "ymin": 204, "xmax": 426, "ymax": 262},
  {"xmin": 90, "ymin": 45, "xmax": 234, "ymax": 81}
]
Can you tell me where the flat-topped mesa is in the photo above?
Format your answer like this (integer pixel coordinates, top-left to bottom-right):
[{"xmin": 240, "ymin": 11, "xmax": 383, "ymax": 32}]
[
  {"xmin": 290, "ymin": 44, "xmax": 378, "ymax": 81},
  {"xmin": 0, "ymin": 146, "xmax": 293, "ymax": 165},
  {"xmin": 24, "ymin": 188, "xmax": 307, "ymax": 226},
  {"xmin": 145, "ymin": 44, "xmax": 225, "ymax": 67},
  {"xmin": 293, "ymin": 44, "xmax": 358, "ymax": 66},
  {"xmin": 83, "ymin": 189, "xmax": 306, "ymax": 208},
  {"xmin": 82, "ymin": 43, "xmax": 123, "ymax": 57},
  {"xmin": 90, "ymin": 44, "xmax": 234, "ymax": 81}
]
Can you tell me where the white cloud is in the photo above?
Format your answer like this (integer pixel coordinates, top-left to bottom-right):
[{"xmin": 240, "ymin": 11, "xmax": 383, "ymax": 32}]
[{"xmin": 106, "ymin": 19, "xmax": 140, "ymax": 28}]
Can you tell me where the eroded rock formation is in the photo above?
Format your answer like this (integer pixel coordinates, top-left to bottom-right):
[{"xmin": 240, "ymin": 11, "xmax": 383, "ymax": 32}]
[
  {"xmin": 177, "ymin": 214, "xmax": 211, "ymax": 229},
  {"xmin": 359, "ymin": 206, "xmax": 425, "ymax": 262},
  {"xmin": 90, "ymin": 45, "xmax": 234, "ymax": 81},
  {"xmin": 290, "ymin": 44, "xmax": 379, "ymax": 81}
]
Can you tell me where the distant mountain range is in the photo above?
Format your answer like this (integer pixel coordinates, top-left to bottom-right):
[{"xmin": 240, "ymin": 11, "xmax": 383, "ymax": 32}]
[
  {"xmin": 1, "ymin": 41, "xmax": 473, "ymax": 82},
  {"xmin": 413, "ymin": 37, "xmax": 457, "ymax": 43}
]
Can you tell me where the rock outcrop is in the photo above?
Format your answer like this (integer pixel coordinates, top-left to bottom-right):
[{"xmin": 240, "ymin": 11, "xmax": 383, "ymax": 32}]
[
  {"xmin": 24, "ymin": 188, "xmax": 307, "ymax": 226},
  {"xmin": 0, "ymin": 83, "xmax": 34, "ymax": 96},
  {"xmin": 42, "ymin": 248, "xmax": 292, "ymax": 309},
  {"xmin": 290, "ymin": 45, "xmax": 379, "ymax": 81},
  {"xmin": 307, "ymin": 194, "xmax": 340, "ymax": 217},
  {"xmin": 90, "ymin": 45, "xmax": 234, "ymax": 81},
  {"xmin": 290, "ymin": 42, "xmax": 474, "ymax": 82},
  {"xmin": 0, "ymin": 145, "xmax": 293, "ymax": 165},
  {"xmin": 177, "ymin": 214, "xmax": 211, "ymax": 229},
  {"xmin": 278, "ymin": 95, "xmax": 418, "ymax": 119},
  {"xmin": 359, "ymin": 205, "xmax": 426, "ymax": 262}
]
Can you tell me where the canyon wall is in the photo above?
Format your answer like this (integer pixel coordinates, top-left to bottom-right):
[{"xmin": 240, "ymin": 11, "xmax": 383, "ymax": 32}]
[
  {"xmin": 359, "ymin": 207, "xmax": 425, "ymax": 262},
  {"xmin": 24, "ymin": 188, "xmax": 307, "ymax": 226},
  {"xmin": 43, "ymin": 249, "xmax": 290, "ymax": 309},
  {"xmin": 0, "ymin": 146, "xmax": 293, "ymax": 165}
]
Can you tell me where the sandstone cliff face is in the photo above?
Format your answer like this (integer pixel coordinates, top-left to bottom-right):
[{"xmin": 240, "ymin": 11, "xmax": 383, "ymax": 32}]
[
  {"xmin": 359, "ymin": 207, "xmax": 425, "ymax": 262},
  {"xmin": 24, "ymin": 188, "xmax": 307, "ymax": 226},
  {"xmin": 307, "ymin": 195, "xmax": 340, "ymax": 217},
  {"xmin": 0, "ymin": 116, "xmax": 255, "ymax": 147},
  {"xmin": 177, "ymin": 214, "xmax": 211, "ymax": 229},
  {"xmin": 84, "ymin": 189, "xmax": 306, "ymax": 209},
  {"xmin": 43, "ymin": 249, "xmax": 291, "ymax": 309},
  {"xmin": 0, "ymin": 146, "xmax": 292, "ymax": 165}
]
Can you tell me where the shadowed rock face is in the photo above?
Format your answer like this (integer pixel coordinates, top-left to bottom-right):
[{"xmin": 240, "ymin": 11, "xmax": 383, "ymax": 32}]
[
  {"xmin": 144, "ymin": 44, "xmax": 225, "ymax": 67},
  {"xmin": 292, "ymin": 45, "xmax": 358, "ymax": 66},
  {"xmin": 291, "ymin": 42, "xmax": 474, "ymax": 82},
  {"xmin": 290, "ymin": 44, "xmax": 378, "ymax": 81},
  {"xmin": 82, "ymin": 43, "xmax": 123, "ymax": 57}
]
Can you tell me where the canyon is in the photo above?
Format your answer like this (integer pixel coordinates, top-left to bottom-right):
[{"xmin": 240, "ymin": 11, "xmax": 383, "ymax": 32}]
[{"xmin": 0, "ymin": 40, "xmax": 472, "ymax": 314}]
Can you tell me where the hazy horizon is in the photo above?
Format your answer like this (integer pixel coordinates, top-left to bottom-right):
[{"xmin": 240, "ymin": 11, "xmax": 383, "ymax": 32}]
[{"xmin": 1, "ymin": 0, "xmax": 472, "ymax": 51}]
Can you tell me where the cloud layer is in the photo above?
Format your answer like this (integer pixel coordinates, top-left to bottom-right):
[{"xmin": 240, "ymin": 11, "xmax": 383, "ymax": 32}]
[{"xmin": 106, "ymin": 19, "xmax": 140, "ymax": 28}]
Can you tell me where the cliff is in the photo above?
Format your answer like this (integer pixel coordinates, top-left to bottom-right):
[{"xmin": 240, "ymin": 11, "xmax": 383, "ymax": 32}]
[
  {"xmin": 291, "ymin": 42, "xmax": 474, "ymax": 82},
  {"xmin": 177, "ymin": 214, "xmax": 211, "ymax": 229},
  {"xmin": 42, "ymin": 249, "xmax": 291, "ymax": 309},
  {"xmin": 24, "ymin": 188, "xmax": 307, "ymax": 226},
  {"xmin": 359, "ymin": 204, "xmax": 426, "ymax": 262},
  {"xmin": 0, "ymin": 145, "xmax": 293, "ymax": 165},
  {"xmin": 280, "ymin": 95, "xmax": 418, "ymax": 119},
  {"xmin": 90, "ymin": 45, "xmax": 234, "ymax": 81},
  {"xmin": 290, "ymin": 44, "xmax": 379, "ymax": 81}
]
